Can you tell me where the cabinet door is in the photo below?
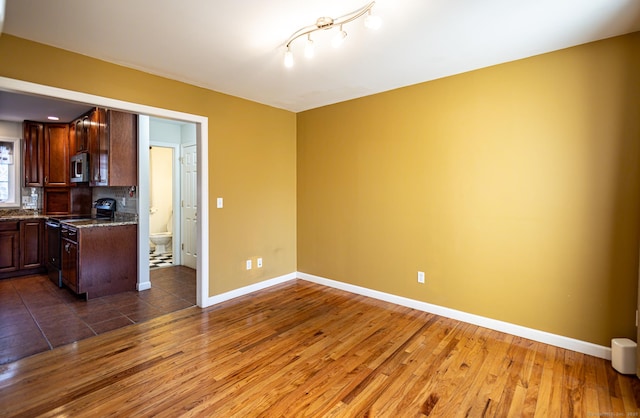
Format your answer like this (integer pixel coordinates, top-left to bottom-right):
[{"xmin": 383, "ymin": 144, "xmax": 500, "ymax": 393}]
[
  {"xmin": 44, "ymin": 124, "xmax": 70, "ymax": 187},
  {"xmin": 61, "ymin": 238, "xmax": 78, "ymax": 293},
  {"xmin": 107, "ymin": 110, "xmax": 138, "ymax": 186},
  {"xmin": 88, "ymin": 109, "xmax": 137, "ymax": 187},
  {"xmin": 75, "ymin": 116, "xmax": 89, "ymax": 153},
  {"xmin": 20, "ymin": 220, "xmax": 43, "ymax": 269},
  {"xmin": 0, "ymin": 230, "xmax": 19, "ymax": 273},
  {"xmin": 89, "ymin": 108, "xmax": 106, "ymax": 186},
  {"xmin": 23, "ymin": 122, "xmax": 44, "ymax": 187},
  {"xmin": 43, "ymin": 188, "xmax": 71, "ymax": 215}
]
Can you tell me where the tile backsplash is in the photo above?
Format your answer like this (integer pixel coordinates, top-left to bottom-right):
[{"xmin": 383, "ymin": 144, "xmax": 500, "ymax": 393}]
[
  {"xmin": 21, "ymin": 187, "xmax": 42, "ymax": 211},
  {"xmin": 92, "ymin": 186, "xmax": 138, "ymax": 215}
]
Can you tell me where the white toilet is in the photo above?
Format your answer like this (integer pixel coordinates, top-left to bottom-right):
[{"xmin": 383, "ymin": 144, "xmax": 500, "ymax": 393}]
[{"xmin": 150, "ymin": 212, "xmax": 173, "ymax": 255}]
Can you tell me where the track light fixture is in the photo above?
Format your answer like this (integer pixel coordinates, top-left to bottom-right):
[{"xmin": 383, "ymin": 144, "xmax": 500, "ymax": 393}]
[{"xmin": 283, "ymin": 1, "xmax": 381, "ymax": 68}]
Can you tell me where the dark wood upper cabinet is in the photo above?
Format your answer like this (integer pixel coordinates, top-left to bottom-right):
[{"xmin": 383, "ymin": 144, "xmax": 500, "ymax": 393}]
[
  {"xmin": 73, "ymin": 113, "xmax": 90, "ymax": 153},
  {"xmin": 89, "ymin": 108, "xmax": 101, "ymax": 185},
  {"xmin": 43, "ymin": 186, "xmax": 92, "ymax": 215},
  {"xmin": 23, "ymin": 121, "xmax": 44, "ymax": 187},
  {"xmin": 43, "ymin": 123, "xmax": 70, "ymax": 187},
  {"xmin": 90, "ymin": 108, "xmax": 137, "ymax": 187},
  {"xmin": 24, "ymin": 121, "xmax": 70, "ymax": 188}
]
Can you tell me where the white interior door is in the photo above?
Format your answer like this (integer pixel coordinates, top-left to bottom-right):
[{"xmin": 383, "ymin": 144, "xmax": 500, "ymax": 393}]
[{"xmin": 181, "ymin": 144, "xmax": 197, "ymax": 269}]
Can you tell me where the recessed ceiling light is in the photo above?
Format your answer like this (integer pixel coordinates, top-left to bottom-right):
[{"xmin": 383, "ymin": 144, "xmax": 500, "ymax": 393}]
[{"xmin": 47, "ymin": 116, "xmax": 60, "ymax": 121}]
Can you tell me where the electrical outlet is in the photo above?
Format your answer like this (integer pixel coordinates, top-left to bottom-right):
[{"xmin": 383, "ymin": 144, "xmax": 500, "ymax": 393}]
[
  {"xmin": 417, "ymin": 271, "xmax": 425, "ymax": 284},
  {"xmin": 246, "ymin": 259, "xmax": 252, "ymax": 270},
  {"xmin": 257, "ymin": 258, "xmax": 263, "ymax": 268}
]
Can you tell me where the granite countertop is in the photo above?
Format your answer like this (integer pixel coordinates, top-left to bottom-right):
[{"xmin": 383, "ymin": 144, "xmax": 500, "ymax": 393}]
[
  {"xmin": 60, "ymin": 218, "xmax": 137, "ymax": 228},
  {"xmin": 0, "ymin": 209, "xmax": 46, "ymax": 221},
  {"xmin": 0, "ymin": 209, "xmax": 138, "ymax": 226}
]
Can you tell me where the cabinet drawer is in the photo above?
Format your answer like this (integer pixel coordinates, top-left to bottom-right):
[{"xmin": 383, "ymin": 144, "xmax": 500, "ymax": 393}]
[
  {"xmin": 0, "ymin": 221, "xmax": 19, "ymax": 231},
  {"xmin": 61, "ymin": 226, "xmax": 78, "ymax": 242}
]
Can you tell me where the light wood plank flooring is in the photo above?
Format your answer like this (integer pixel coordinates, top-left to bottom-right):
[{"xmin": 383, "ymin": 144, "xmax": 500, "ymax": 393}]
[{"xmin": 0, "ymin": 279, "xmax": 638, "ymax": 417}]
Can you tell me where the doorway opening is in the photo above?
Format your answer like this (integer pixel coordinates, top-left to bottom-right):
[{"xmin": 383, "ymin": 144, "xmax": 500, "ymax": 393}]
[
  {"xmin": 0, "ymin": 76, "xmax": 210, "ymax": 308},
  {"xmin": 146, "ymin": 118, "xmax": 198, "ymax": 276}
]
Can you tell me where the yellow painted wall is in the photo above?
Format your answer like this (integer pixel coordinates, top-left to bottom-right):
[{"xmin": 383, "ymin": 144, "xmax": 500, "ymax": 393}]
[
  {"xmin": 297, "ymin": 32, "xmax": 640, "ymax": 346},
  {"xmin": 149, "ymin": 146, "xmax": 173, "ymax": 235},
  {"xmin": 2, "ymin": 31, "xmax": 638, "ymax": 347},
  {"xmin": 0, "ymin": 35, "xmax": 297, "ymax": 296}
]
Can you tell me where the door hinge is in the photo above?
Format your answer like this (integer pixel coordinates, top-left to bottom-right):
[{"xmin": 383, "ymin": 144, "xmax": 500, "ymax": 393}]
[{"xmin": 181, "ymin": 243, "xmax": 184, "ymax": 250}]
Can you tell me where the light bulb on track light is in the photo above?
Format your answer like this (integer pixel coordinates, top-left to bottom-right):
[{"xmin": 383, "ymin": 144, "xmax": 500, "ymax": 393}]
[
  {"xmin": 304, "ymin": 35, "xmax": 315, "ymax": 59},
  {"xmin": 364, "ymin": 11, "xmax": 382, "ymax": 30},
  {"xmin": 332, "ymin": 25, "xmax": 347, "ymax": 48},
  {"xmin": 284, "ymin": 48, "xmax": 294, "ymax": 68}
]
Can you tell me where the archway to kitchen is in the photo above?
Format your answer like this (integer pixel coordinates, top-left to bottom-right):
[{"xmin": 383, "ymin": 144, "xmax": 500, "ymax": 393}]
[{"xmin": 0, "ymin": 76, "xmax": 210, "ymax": 308}]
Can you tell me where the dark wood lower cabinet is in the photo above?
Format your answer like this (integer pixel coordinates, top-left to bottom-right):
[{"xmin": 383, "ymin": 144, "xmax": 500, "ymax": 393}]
[
  {"xmin": 20, "ymin": 219, "xmax": 44, "ymax": 269},
  {"xmin": 0, "ymin": 222, "xmax": 20, "ymax": 273},
  {"xmin": 0, "ymin": 219, "xmax": 45, "ymax": 278},
  {"xmin": 62, "ymin": 224, "xmax": 137, "ymax": 299}
]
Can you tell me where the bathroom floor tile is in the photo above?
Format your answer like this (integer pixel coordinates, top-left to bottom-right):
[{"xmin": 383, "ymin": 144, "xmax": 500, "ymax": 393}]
[{"xmin": 149, "ymin": 252, "xmax": 173, "ymax": 269}]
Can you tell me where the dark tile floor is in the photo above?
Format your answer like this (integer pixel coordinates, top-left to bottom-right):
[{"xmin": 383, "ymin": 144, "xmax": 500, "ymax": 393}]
[{"xmin": 0, "ymin": 266, "xmax": 196, "ymax": 365}]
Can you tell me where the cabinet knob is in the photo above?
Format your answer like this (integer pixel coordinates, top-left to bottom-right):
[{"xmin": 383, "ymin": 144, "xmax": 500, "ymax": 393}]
[{"xmin": 44, "ymin": 176, "xmax": 48, "ymax": 184}]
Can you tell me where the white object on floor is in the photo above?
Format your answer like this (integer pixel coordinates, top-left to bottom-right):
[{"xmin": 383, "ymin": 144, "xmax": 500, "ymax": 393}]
[{"xmin": 611, "ymin": 338, "xmax": 637, "ymax": 374}]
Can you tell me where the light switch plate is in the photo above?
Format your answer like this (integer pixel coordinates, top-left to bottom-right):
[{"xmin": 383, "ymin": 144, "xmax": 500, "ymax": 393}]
[{"xmin": 217, "ymin": 197, "xmax": 223, "ymax": 208}]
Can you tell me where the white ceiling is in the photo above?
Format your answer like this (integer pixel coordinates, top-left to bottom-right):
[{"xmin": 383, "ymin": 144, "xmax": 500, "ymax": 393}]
[{"xmin": 2, "ymin": 0, "xmax": 640, "ymax": 113}]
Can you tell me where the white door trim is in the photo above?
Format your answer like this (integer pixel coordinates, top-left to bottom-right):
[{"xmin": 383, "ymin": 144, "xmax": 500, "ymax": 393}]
[{"xmin": 0, "ymin": 76, "xmax": 210, "ymax": 308}]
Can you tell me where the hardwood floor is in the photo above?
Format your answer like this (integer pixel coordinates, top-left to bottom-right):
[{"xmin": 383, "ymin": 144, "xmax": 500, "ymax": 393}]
[{"xmin": 0, "ymin": 279, "xmax": 638, "ymax": 417}]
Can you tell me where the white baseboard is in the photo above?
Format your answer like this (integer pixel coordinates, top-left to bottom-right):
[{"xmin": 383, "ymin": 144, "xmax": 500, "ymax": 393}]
[
  {"xmin": 297, "ymin": 272, "xmax": 612, "ymax": 360},
  {"xmin": 137, "ymin": 281, "xmax": 152, "ymax": 291},
  {"xmin": 203, "ymin": 272, "xmax": 298, "ymax": 307},
  {"xmin": 198, "ymin": 270, "xmax": 611, "ymax": 359}
]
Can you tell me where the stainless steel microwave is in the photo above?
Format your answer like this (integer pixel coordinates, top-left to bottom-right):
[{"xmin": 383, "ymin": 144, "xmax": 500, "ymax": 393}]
[{"xmin": 70, "ymin": 153, "xmax": 89, "ymax": 183}]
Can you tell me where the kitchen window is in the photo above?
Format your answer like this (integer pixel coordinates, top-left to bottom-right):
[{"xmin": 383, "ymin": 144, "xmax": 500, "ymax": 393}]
[{"xmin": 0, "ymin": 139, "xmax": 20, "ymax": 207}]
